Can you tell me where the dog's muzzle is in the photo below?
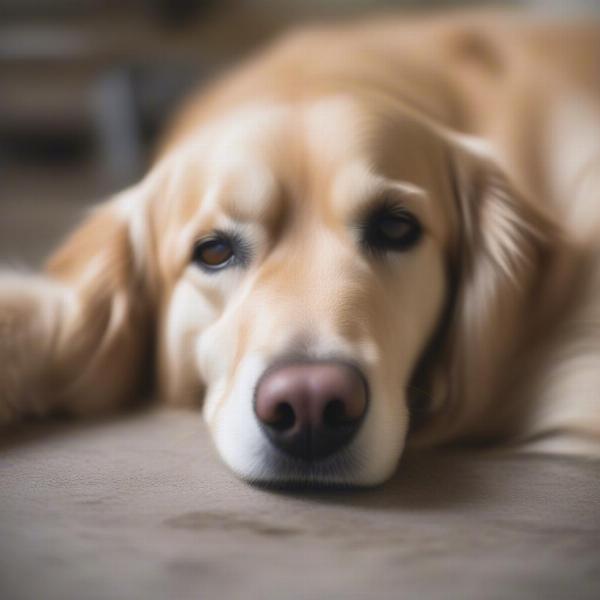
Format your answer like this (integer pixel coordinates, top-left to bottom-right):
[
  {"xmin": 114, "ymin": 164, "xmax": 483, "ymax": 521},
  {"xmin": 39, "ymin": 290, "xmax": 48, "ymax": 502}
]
[{"xmin": 253, "ymin": 360, "xmax": 369, "ymax": 461}]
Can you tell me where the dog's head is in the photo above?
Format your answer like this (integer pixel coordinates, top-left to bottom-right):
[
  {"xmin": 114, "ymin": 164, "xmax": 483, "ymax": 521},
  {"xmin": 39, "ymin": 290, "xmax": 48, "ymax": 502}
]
[
  {"xmin": 156, "ymin": 96, "xmax": 451, "ymax": 486},
  {"xmin": 47, "ymin": 93, "xmax": 555, "ymax": 486}
]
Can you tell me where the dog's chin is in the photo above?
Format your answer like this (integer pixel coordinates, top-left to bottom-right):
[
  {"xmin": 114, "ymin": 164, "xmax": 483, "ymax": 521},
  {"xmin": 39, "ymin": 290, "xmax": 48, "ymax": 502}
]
[
  {"xmin": 246, "ymin": 453, "xmax": 392, "ymax": 490},
  {"xmin": 216, "ymin": 434, "xmax": 403, "ymax": 489},
  {"xmin": 211, "ymin": 407, "xmax": 407, "ymax": 488}
]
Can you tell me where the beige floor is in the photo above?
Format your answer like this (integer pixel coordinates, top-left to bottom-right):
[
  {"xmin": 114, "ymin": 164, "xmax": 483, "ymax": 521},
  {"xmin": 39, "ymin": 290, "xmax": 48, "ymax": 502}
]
[
  {"xmin": 1, "ymin": 166, "xmax": 600, "ymax": 599},
  {"xmin": 1, "ymin": 409, "xmax": 600, "ymax": 600}
]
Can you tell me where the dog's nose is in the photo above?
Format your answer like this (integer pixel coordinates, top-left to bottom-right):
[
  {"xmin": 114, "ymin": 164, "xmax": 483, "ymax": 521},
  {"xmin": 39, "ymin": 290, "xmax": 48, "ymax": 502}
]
[{"xmin": 254, "ymin": 362, "xmax": 368, "ymax": 461}]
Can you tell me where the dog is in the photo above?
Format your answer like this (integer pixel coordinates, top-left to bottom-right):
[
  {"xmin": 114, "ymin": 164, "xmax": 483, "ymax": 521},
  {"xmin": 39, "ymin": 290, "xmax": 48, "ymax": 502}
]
[{"xmin": 2, "ymin": 11, "xmax": 600, "ymax": 486}]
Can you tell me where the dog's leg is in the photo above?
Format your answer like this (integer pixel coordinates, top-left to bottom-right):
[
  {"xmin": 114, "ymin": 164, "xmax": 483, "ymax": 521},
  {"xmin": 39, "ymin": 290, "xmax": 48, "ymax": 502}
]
[
  {"xmin": 0, "ymin": 182, "xmax": 155, "ymax": 425},
  {"xmin": 0, "ymin": 273, "xmax": 71, "ymax": 423}
]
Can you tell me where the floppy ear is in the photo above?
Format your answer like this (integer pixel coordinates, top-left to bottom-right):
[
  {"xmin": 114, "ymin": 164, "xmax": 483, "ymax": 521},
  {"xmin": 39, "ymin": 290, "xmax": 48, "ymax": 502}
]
[
  {"xmin": 411, "ymin": 137, "xmax": 563, "ymax": 444},
  {"xmin": 0, "ymin": 179, "xmax": 157, "ymax": 424}
]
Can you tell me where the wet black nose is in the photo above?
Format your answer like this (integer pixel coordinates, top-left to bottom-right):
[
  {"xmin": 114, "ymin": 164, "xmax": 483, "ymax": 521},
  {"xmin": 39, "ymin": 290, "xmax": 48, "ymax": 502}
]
[{"xmin": 254, "ymin": 361, "xmax": 368, "ymax": 461}]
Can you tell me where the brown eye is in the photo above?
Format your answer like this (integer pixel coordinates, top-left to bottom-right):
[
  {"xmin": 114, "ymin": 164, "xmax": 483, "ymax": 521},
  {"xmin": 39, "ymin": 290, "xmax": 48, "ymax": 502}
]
[
  {"xmin": 362, "ymin": 206, "xmax": 422, "ymax": 253},
  {"xmin": 192, "ymin": 236, "xmax": 234, "ymax": 270}
]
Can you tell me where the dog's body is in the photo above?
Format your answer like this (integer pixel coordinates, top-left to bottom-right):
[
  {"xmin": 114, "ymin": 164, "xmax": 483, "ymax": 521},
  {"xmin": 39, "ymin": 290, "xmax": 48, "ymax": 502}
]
[{"xmin": 2, "ymin": 11, "xmax": 600, "ymax": 484}]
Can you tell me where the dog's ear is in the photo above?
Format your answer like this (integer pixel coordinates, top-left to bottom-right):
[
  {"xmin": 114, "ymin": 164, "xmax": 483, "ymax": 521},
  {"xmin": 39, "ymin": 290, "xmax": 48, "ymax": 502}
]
[
  {"xmin": 0, "ymin": 177, "xmax": 158, "ymax": 424},
  {"xmin": 411, "ymin": 137, "xmax": 562, "ymax": 444}
]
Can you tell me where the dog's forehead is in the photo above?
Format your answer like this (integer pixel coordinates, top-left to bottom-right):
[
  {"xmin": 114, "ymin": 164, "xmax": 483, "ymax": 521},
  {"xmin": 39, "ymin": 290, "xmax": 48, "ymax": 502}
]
[
  {"xmin": 205, "ymin": 96, "xmax": 357, "ymax": 161},
  {"xmin": 202, "ymin": 96, "xmax": 369, "ymax": 188},
  {"xmin": 203, "ymin": 95, "xmax": 364, "ymax": 162},
  {"xmin": 170, "ymin": 94, "xmax": 445, "ymax": 230}
]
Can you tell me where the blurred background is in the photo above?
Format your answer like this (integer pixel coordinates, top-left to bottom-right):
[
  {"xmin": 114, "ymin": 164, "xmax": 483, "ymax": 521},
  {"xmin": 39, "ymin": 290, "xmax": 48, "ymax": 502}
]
[{"xmin": 1, "ymin": 0, "xmax": 599, "ymax": 266}]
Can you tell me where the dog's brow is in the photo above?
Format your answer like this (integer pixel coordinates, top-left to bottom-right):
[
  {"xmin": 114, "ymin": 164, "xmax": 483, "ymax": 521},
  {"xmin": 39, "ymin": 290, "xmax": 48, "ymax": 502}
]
[
  {"xmin": 218, "ymin": 165, "xmax": 279, "ymax": 224},
  {"xmin": 385, "ymin": 181, "xmax": 429, "ymax": 197},
  {"xmin": 332, "ymin": 164, "xmax": 429, "ymax": 219}
]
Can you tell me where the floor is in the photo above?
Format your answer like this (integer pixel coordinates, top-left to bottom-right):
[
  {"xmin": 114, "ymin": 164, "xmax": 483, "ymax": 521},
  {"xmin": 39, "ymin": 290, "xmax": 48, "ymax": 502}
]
[
  {"xmin": 1, "ymin": 167, "xmax": 600, "ymax": 599},
  {"xmin": 2, "ymin": 409, "xmax": 600, "ymax": 600}
]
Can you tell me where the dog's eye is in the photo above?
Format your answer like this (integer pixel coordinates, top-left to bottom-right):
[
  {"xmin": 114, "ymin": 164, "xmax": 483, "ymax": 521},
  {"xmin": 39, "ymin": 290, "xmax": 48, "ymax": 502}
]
[
  {"xmin": 363, "ymin": 206, "xmax": 422, "ymax": 253},
  {"xmin": 192, "ymin": 236, "xmax": 235, "ymax": 270}
]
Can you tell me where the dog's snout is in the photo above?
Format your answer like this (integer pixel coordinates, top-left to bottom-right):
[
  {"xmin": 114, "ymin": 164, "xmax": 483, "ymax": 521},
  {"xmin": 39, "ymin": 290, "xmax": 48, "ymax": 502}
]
[{"xmin": 254, "ymin": 362, "xmax": 368, "ymax": 461}]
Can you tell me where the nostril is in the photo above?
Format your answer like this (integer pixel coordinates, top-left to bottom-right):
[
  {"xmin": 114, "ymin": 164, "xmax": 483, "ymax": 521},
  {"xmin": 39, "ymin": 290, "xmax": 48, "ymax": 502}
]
[
  {"xmin": 323, "ymin": 398, "xmax": 355, "ymax": 429},
  {"xmin": 268, "ymin": 402, "xmax": 296, "ymax": 432}
]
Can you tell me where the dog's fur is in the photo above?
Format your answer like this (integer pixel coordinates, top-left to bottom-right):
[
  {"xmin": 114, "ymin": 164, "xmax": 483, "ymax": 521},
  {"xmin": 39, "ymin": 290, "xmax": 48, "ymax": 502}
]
[{"xmin": 2, "ymin": 11, "xmax": 600, "ymax": 485}]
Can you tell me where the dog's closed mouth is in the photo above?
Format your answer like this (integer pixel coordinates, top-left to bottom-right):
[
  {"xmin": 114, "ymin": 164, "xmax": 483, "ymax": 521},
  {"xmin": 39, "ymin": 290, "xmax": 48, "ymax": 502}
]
[{"xmin": 247, "ymin": 454, "xmax": 368, "ymax": 491}]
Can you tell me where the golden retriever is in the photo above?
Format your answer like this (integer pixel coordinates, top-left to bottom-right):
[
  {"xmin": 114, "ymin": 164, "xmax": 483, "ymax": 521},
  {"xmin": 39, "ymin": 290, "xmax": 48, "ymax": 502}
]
[{"xmin": 2, "ymin": 11, "xmax": 600, "ymax": 486}]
